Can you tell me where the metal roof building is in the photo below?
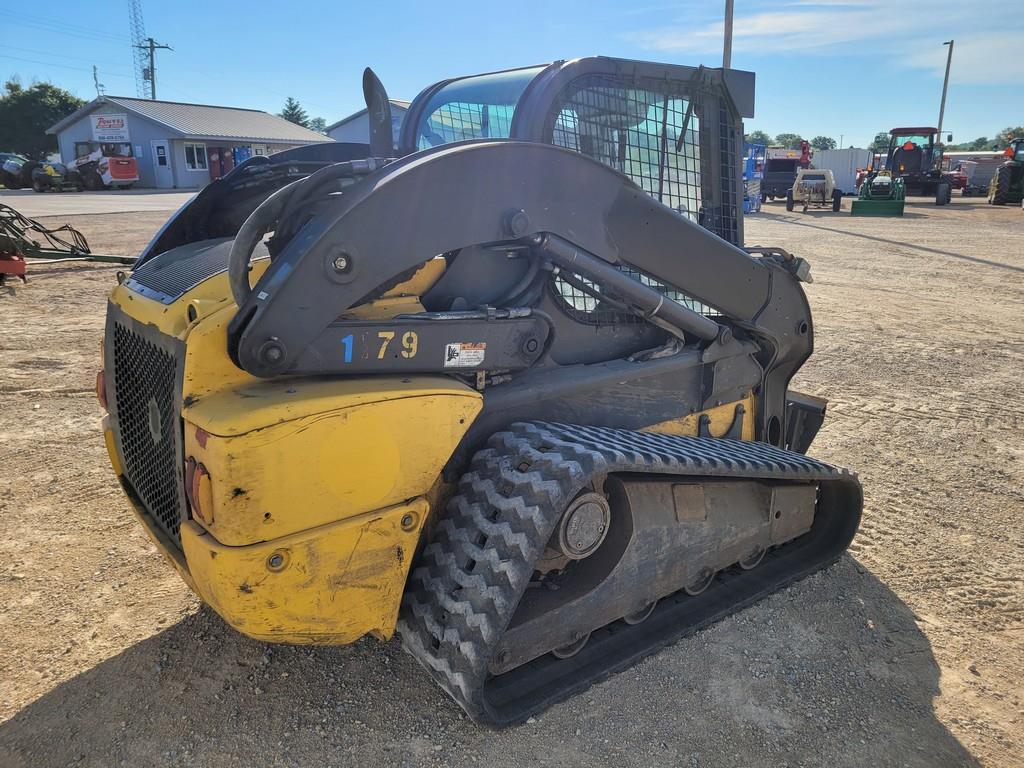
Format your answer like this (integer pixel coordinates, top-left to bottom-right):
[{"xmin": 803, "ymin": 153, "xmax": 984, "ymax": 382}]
[
  {"xmin": 326, "ymin": 99, "xmax": 409, "ymax": 151},
  {"xmin": 47, "ymin": 95, "xmax": 332, "ymax": 189}
]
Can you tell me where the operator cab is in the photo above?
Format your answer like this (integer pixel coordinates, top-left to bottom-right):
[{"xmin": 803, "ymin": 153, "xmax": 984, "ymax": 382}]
[
  {"xmin": 74, "ymin": 141, "xmax": 135, "ymax": 160},
  {"xmin": 886, "ymin": 127, "xmax": 941, "ymax": 175}
]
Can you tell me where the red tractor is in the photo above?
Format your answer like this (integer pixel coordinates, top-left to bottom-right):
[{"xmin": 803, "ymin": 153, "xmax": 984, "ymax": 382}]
[{"xmin": 881, "ymin": 127, "xmax": 953, "ymax": 205}]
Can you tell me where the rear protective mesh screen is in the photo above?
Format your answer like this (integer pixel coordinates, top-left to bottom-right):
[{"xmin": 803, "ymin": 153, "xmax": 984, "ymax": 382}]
[
  {"xmin": 544, "ymin": 72, "xmax": 733, "ymax": 325},
  {"xmin": 111, "ymin": 319, "xmax": 185, "ymax": 544}
]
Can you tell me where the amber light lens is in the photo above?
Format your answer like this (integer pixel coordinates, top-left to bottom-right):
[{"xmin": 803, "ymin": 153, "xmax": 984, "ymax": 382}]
[{"xmin": 184, "ymin": 457, "xmax": 213, "ymax": 524}]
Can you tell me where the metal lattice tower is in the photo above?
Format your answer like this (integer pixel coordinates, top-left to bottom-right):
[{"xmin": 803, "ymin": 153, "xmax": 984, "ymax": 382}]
[{"xmin": 128, "ymin": 0, "xmax": 148, "ymax": 98}]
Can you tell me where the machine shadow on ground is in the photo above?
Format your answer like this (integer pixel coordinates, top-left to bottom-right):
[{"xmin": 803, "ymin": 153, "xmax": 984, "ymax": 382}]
[{"xmin": 0, "ymin": 558, "xmax": 978, "ymax": 768}]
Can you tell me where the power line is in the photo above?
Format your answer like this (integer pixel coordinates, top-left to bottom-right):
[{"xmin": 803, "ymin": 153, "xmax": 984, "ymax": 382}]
[
  {"xmin": 2, "ymin": 44, "xmax": 126, "ymax": 69},
  {"xmin": 4, "ymin": 18, "xmax": 130, "ymax": 45},
  {"xmin": 1, "ymin": 8, "xmax": 131, "ymax": 43},
  {"xmin": 0, "ymin": 53, "xmax": 132, "ymax": 78}
]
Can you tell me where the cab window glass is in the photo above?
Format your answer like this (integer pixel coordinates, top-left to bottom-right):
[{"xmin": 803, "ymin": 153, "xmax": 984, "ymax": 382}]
[{"xmin": 416, "ymin": 67, "xmax": 543, "ymax": 149}]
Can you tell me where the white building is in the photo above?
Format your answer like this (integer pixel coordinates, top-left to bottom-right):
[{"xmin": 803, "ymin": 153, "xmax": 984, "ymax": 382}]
[
  {"xmin": 47, "ymin": 96, "xmax": 331, "ymax": 189},
  {"xmin": 326, "ymin": 100, "xmax": 409, "ymax": 151}
]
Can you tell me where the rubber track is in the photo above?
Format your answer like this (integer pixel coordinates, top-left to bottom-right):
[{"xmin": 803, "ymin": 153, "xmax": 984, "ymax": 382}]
[{"xmin": 397, "ymin": 421, "xmax": 861, "ymax": 726}]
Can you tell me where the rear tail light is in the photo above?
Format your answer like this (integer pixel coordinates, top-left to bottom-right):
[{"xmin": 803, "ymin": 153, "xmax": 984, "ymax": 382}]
[{"xmin": 184, "ymin": 457, "xmax": 214, "ymax": 524}]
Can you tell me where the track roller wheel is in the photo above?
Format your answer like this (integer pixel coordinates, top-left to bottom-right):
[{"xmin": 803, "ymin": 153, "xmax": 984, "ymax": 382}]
[
  {"xmin": 684, "ymin": 567, "xmax": 716, "ymax": 596},
  {"xmin": 739, "ymin": 545, "xmax": 767, "ymax": 570},
  {"xmin": 551, "ymin": 632, "xmax": 591, "ymax": 659},
  {"xmin": 623, "ymin": 601, "xmax": 658, "ymax": 625}
]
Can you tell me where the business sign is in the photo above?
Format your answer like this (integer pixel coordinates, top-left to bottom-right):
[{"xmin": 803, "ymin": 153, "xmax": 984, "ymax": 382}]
[{"xmin": 91, "ymin": 113, "xmax": 130, "ymax": 142}]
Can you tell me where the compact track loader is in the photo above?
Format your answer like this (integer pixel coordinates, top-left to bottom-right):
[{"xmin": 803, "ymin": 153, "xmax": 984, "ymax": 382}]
[{"xmin": 98, "ymin": 58, "xmax": 862, "ymax": 726}]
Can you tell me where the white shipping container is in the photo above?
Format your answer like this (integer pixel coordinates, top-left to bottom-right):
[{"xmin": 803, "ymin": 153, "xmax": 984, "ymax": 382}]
[{"xmin": 810, "ymin": 148, "xmax": 873, "ymax": 194}]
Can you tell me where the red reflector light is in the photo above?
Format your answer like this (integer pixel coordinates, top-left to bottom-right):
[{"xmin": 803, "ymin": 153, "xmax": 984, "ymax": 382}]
[{"xmin": 96, "ymin": 370, "xmax": 108, "ymax": 411}]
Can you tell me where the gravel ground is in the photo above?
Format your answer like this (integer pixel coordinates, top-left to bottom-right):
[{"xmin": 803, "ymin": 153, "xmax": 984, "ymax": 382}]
[
  {"xmin": 0, "ymin": 197, "xmax": 1021, "ymax": 767},
  {"xmin": 0, "ymin": 189, "xmax": 195, "ymax": 217}
]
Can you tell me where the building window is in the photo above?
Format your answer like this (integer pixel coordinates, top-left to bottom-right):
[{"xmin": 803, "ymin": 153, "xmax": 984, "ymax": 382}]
[{"xmin": 184, "ymin": 142, "xmax": 208, "ymax": 171}]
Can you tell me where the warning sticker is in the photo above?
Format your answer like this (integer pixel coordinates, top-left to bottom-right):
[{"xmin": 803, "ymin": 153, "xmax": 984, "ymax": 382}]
[{"xmin": 444, "ymin": 342, "xmax": 486, "ymax": 368}]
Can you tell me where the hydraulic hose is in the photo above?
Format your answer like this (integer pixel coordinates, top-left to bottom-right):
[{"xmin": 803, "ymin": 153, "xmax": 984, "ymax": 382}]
[{"xmin": 227, "ymin": 179, "xmax": 302, "ymax": 308}]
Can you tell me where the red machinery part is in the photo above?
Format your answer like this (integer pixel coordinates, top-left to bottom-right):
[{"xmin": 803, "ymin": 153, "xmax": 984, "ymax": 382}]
[{"xmin": 0, "ymin": 254, "xmax": 28, "ymax": 284}]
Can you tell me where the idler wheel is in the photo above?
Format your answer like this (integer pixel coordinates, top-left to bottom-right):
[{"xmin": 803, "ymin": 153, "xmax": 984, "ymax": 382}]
[{"xmin": 555, "ymin": 491, "xmax": 610, "ymax": 560}]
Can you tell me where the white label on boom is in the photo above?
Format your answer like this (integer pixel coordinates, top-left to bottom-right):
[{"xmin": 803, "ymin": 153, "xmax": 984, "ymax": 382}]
[{"xmin": 444, "ymin": 342, "xmax": 486, "ymax": 368}]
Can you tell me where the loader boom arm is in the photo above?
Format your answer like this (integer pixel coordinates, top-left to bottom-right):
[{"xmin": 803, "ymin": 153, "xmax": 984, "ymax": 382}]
[{"xmin": 231, "ymin": 143, "xmax": 808, "ymax": 358}]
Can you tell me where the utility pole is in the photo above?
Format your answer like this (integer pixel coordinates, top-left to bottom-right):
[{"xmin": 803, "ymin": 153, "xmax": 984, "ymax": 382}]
[
  {"xmin": 937, "ymin": 40, "xmax": 954, "ymax": 144},
  {"xmin": 136, "ymin": 37, "xmax": 172, "ymax": 100},
  {"xmin": 839, "ymin": 134, "xmax": 843, "ymax": 149},
  {"xmin": 723, "ymin": 0, "xmax": 734, "ymax": 68}
]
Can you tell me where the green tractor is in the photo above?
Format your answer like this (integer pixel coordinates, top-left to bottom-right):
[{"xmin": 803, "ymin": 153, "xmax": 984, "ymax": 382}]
[
  {"xmin": 851, "ymin": 170, "xmax": 906, "ymax": 216},
  {"xmin": 988, "ymin": 138, "xmax": 1024, "ymax": 206}
]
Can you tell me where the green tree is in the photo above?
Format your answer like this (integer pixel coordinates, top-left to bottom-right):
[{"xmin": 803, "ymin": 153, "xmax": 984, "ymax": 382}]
[
  {"xmin": 0, "ymin": 79, "xmax": 84, "ymax": 159},
  {"xmin": 996, "ymin": 126, "xmax": 1024, "ymax": 145},
  {"xmin": 868, "ymin": 132, "xmax": 891, "ymax": 152},
  {"xmin": 308, "ymin": 116, "xmax": 327, "ymax": 134},
  {"xmin": 810, "ymin": 135, "xmax": 836, "ymax": 150},
  {"xmin": 948, "ymin": 136, "xmax": 994, "ymax": 151},
  {"xmin": 279, "ymin": 97, "xmax": 309, "ymax": 128},
  {"xmin": 773, "ymin": 133, "xmax": 804, "ymax": 149},
  {"xmin": 744, "ymin": 129, "xmax": 771, "ymax": 145}
]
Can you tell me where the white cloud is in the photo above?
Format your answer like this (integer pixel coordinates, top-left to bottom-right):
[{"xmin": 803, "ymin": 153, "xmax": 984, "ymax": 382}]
[
  {"xmin": 903, "ymin": 33, "xmax": 1021, "ymax": 85},
  {"xmin": 631, "ymin": 0, "xmax": 1020, "ymax": 86}
]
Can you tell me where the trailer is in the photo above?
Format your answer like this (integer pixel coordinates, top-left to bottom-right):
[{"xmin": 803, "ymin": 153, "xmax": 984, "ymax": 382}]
[
  {"xmin": 810, "ymin": 148, "xmax": 873, "ymax": 195},
  {"xmin": 942, "ymin": 151, "xmax": 1005, "ymax": 196},
  {"xmin": 762, "ymin": 143, "xmax": 813, "ymax": 201}
]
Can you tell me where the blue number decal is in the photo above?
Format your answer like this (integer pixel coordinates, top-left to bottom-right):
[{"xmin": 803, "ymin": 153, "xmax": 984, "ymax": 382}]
[{"xmin": 341, "ymin": 334, "xmax": 354, "ymax": 363}]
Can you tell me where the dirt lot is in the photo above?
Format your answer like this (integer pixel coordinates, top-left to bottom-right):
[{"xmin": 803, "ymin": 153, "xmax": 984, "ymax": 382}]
[{"xmin": 1, "ymin": 198, "xmax": 1022, "ymax": 767}]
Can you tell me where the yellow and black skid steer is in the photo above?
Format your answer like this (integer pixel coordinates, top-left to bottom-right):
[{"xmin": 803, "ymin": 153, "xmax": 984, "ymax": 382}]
[{"xmin": 98, "ymin": 58, "xmax": 862, "ymax": 726}]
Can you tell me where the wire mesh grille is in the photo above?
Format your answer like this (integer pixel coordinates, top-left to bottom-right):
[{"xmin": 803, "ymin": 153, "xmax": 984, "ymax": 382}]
[
  {"xmin": 418, "ymin": 103, "xmax": 516, "ymax": 149},
  {"xmin": 112, "ymin": 322, "xmax": 184, "ymax": 544},
  {"xmin": 711, "ymin": 99, "xmax": 739, "ymax": 244},
  {"xmin": 547, "ymin": 75, "xmax": 704, "ymax": 227},
  {"xmin": 544, "ymin": 73, "xmax": 731, "ymax": 327}
]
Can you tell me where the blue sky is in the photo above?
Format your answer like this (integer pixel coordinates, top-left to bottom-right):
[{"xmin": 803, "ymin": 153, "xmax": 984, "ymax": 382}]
[{"xmin": 2, "ymin": 1, "xmax": 1020, "ymax": 147}]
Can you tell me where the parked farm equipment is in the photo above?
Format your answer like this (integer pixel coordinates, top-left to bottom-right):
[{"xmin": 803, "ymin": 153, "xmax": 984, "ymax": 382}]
[
  {"xmin": 786, "ymin": 168, "xmax": 843, "ymax": 212},
  {"xmin": 0, "ymin": 203, "xmax": 133, "ymax": 285},
  {"xmin": 850, "ymin": 170, "xmax": 905, "ymax": 216},
  {"xmin": 988, "ymin": 139, "xmax": 1024, "ymax": 206},
  {"xmin": 30, "ymin": 162, "xmax": 84, "ymax": 192},
  {"xmin": 882, "ymin": 127, "xmax": 952, "ymax": 205},
  {"xmin": 1, "ymin": 153, "xmax": 33, "ymax": 189}
]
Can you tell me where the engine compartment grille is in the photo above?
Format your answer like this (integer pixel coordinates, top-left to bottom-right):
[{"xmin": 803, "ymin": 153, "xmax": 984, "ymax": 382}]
[{"xmin": 110, "ymin": 318, "xmax": 185, "ymax": 544}]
